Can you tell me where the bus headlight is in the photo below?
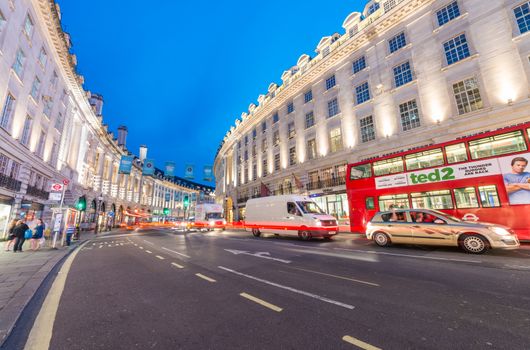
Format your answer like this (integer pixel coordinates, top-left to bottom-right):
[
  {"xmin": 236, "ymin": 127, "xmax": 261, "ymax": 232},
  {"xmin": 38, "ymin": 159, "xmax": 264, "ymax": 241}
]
[{"xmin": 489, "ymin": 227, "xmax": 510, "ymax": 236}]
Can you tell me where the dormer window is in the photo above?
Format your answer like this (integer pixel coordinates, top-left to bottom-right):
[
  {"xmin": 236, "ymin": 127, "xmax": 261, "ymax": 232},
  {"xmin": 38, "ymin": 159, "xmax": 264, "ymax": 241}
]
[{"xmin": 367, "ymin": 2, "xmax": 380, "ymax": 15}]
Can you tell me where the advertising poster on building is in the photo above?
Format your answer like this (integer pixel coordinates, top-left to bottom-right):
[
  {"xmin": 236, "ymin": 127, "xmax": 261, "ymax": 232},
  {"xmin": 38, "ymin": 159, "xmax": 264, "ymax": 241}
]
[
  {"xmin": 165, "ymin": 162, "xmax": 175, "ymax": 177},
  {"xmin": 499, "ymin": 152, "xmax": 530, "ymax": 205},
  {"xmin": 142, "ymin": 159, "xmax": 155, "ymax": 176},
  {"xmin": 118, "ymin": 156, "xmax": 133, "ymax": 174},
  {"xmin": 185, "ymin": 164, "xmax": 194, "ymax": 179},
  {"xmin": 203, "ymin": 165, "xmax": 213, "ymax": 182}
]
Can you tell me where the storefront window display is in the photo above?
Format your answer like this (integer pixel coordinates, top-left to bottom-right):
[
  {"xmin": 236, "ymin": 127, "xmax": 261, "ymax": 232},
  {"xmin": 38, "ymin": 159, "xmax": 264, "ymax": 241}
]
[
  {"xmin": 0, "ymin": 200, "xmax": 13, "ymax": 238},
  {"xmin": 311, "ymin": 193, "xmax": 349, "ymax": 224}
]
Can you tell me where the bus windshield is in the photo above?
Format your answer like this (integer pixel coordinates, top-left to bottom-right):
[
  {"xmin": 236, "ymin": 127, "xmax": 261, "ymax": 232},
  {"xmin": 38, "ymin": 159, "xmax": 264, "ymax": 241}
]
[
  {"xmin": 296, "ymin": 201, "xmax": 324, "ymax": 214},
  {"xmin": 206, "ymin": 213, "xmax": 223, "ymax": 219}
]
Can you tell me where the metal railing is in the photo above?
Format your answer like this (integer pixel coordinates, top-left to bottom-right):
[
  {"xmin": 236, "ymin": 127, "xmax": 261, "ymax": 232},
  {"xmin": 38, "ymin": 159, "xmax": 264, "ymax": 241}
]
[
  {"xmin": 306, "ymin": 176, "xmax": 346, "ymax": 191},
  {"xmin": 0, "ymin": 173, "xmax": 21, "ymax": 192}
]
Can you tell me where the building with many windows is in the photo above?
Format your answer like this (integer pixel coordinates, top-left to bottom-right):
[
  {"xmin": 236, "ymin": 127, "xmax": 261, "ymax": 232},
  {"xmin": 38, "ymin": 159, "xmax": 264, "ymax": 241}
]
[
  {"xmin": 214, "ymin": 0, "xmax": 530, "ymax": 224},
  {"xmin": 0, "ymin": 1, "xmax": 212, "ymax": 237}
]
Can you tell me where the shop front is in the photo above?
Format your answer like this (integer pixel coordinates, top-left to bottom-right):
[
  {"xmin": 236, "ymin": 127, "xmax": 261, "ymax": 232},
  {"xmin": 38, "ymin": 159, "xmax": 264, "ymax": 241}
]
[
  {"xmin": 310, "ymin": 192, "xmax": 350, "ymax": 225},
  {"xmin": 19, "ymin": 200, "xmax": 44, "ymax": 223},
  {"xmin": 0, "ymin": 195, "xmax": 14, "ymax": 238}
]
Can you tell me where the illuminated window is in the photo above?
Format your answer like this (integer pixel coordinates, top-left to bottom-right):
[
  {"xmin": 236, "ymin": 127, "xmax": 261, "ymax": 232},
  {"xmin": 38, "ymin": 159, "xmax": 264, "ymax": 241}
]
[
  {"xmin": 445, "ymin": 143, "xmax": 468, "ymax": 163},
  {"xmin": 411, "ymin": 190, "xmax": 453, "ymax": 209},
  {"xmin": 388, "ymin": 32, "xmax": 406, "ymax": 53},
  {"xmin": 468, "ymin": 131, "xmax": 527, "ymax": 160},
  {"xmin": 355, "ymin": 82, "xmax": 370, "ymax": 104},
  {"xmin": 405, "ymin": 148, "xmax": 444, "ymax": 170},
  {"xmin": 378, "ymin": 194, "xmax": 409, "ymax": 211},
  {"xmin": 306, "ymin": 138, "xmax": 317, "ymax": 160},
  {"xmin": 273, "ymin": 130, "xmax": 280, "ymax": 146},
  {"xmin": 454, "ymin": 187, "xmax": 479, "ymax": 209},
  {"xmin": 514, "ymin": 2, "xmax": 530, "ymax": 34},
  {"xmin": 399, "ymin": 100, "xmax": 421, "ymax": 131},
  {"xmin": 443, "ymin": 34, "xmax": 470, "ymax": 65},
  {"xmin": 360, "ymin": 115, "xmax": 375, "ymax": 143},
  {"xmin": 436, "ymin": 1, "xmax": 460, "ymax": 26},
  {"xmin": 478, "ymin": 185, "xmax": 500, "ymax": 208},
  {"xmin": 373, "ymin": 157, "xmax": 404, "ymax": 176},
  {"xmin": 329, "ymin": 127, "xmax": 343, "ymax": 153},
  {"xmin": 289, "ymin": 147, "xmax": 296, "ymax": 166},
  {"xmin": 453, "ymin": 77, "xmax": 482, "ymax": 114}
]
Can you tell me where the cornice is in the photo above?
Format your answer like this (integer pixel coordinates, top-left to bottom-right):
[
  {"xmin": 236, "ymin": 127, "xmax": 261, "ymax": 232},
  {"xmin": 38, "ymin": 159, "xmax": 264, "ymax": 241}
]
[{"xmin": 216, "ymin": 0, "xmax": 432, "ymax": 161}]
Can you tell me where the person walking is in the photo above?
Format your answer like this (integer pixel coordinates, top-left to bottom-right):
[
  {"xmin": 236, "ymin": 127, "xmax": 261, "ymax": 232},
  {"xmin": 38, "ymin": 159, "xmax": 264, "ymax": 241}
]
[
  {"xmin": 4, "ymin": 219, "xmax": 18, "ymax": 251},
  {"xmin": 65, "ymin": 224, "xmax": 75, "ymax": 246},
  {"xmin": 31, "ymin": 219, "xmax": 45, "ymax": 251},
  {"xmin": 13, "ymin": 220, "xmax": 30, "ymax": 252}
]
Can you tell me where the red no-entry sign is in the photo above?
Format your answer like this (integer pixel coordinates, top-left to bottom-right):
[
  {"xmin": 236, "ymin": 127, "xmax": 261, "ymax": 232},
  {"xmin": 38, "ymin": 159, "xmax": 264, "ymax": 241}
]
[{"xmin": 51, "ymin": 183, "xmax": 63, "ymax": 192}]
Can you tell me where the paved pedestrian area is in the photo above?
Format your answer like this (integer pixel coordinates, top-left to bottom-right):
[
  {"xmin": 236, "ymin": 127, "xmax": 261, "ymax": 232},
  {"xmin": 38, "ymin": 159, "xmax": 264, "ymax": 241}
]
[{"xmin": 0, "ymin": 239, "xmax": 80, "ymax": 344}]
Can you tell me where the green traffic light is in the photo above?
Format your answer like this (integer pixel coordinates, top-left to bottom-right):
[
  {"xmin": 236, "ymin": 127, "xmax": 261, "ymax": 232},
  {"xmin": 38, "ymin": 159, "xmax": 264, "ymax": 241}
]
[{"xmin": 183, "ymin": 195, "xmax": 189, "ymax": 208}]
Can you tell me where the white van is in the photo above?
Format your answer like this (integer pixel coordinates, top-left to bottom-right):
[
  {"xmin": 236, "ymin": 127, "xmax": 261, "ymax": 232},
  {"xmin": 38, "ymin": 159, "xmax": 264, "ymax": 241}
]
[
  {"xmin": 195, "ymin": 203, "xmax": 226, "ymax": 231},
  {"xmin": 244, "ymin": 195, "xmax": 339, "ymax": 240}
]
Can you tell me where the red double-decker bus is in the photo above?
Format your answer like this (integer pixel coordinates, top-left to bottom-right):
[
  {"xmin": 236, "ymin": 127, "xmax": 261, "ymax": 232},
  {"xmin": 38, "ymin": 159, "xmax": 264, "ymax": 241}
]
[{"xmin": 346, "ymin": 122, "xmax": 530, "ymax": 241}]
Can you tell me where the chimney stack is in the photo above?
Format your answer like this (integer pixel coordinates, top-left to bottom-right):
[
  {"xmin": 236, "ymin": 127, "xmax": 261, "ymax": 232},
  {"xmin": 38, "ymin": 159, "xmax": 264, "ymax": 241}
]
[
  {"xmin": 117, "ymin": 125, "xmax": 128, "ymax": 147},
  {"xmin": 88, "ymin": 93, "xmax": 104, "ymax": 116},
  {"xmin": 139, "ymin": 145, "xmax": 148, "ymax": 162}
]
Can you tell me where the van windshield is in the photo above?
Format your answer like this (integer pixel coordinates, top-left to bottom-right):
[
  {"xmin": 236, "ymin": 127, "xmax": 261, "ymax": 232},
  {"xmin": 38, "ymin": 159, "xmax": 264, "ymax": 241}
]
[
  {"xmin": 296, "ymin": 201, "xmax": 324, "ymax": 214},
  {"xmin": 206, "ymin": 213, "xmax": 223, "ymax": 219}
]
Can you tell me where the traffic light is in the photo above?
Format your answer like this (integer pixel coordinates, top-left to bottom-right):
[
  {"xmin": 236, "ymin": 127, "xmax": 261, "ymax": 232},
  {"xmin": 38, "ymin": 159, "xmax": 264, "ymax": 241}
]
[
  {"xmin": 163, "ymin": 208, "xmax": 170, "ymax": 215},
  {"xmin": 75, "ymin": 197, "xmax": 86, "ymax": 211},
  {"xmin": 183, "ymin": 195, "xmax": 189, "ymax": 208}
]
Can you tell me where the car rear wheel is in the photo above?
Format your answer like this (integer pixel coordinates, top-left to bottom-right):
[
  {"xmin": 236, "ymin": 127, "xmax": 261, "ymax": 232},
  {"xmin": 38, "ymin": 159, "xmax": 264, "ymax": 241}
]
[
  {"xmin": 299, "ymin": 230, "xmax": 312, "ymax": 241},
  {"xmin": 373, "ymin": 232, "xmax": 391, "ymax": 247},
  {"xmin": 251, "ymin": 228, "xmax": 261, "ymax": 237},
  {"xmin": 460, "ymin": 234, "xmax": 488, "ymax": 254}
]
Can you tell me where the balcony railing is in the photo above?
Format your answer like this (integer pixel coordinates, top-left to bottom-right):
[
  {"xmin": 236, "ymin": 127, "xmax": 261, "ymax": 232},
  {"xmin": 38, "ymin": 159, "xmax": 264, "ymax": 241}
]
[
  {"xmin": 306, "ymin": 176, "xmax": 346, "ymax": 191},
  {"xmin": 26, "ymin": 185, "xmax": 50, "ymax": 200},
  {"xmin": 0, "ymin": 173, "xmax": 21, "ymax": 192}
]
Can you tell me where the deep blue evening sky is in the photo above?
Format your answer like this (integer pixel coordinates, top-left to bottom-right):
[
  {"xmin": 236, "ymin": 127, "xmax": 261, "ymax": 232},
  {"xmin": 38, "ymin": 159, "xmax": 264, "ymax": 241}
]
[{"xmin": 59, "ymin": 1, "xmax": 364, "ymax": 186}]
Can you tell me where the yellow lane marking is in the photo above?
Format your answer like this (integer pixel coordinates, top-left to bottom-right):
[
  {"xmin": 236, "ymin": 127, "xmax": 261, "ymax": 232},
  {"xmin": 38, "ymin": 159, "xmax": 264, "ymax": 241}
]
[
  {"xmin": 156, "ymin": 255, "xmax": 165, "ymax": 260},
  {"xmin": 240, "ymin": 292, "xmax": 282, "ymax": 312},
  {"xmin": 288, "ymin": 267, "xmax": 380, "ymax": 287},
  {"xmin": 24, "ymin": 241, "xmax": 90, "ymax": 350},
  {"xmin": 195, "ymin": 273, "xmax": 216, "ymax": 282},
  {"xmin": 342, "ymin": 336, "xmax": 381, "ymax": 350},
  {"xmin": 171, "ymin": 262, "xmax": 184, "ymax": 269},
  {"xmin": 145, "ymin": 250, "xmax": 152, "ymax": 254}
]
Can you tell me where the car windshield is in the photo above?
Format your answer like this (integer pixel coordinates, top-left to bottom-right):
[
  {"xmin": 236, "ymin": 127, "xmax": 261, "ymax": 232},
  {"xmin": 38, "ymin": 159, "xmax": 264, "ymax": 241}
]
[
  {"xmin": 296, "ymin": 201, "xmax": 324, "ymax": 214},
  {"xmin": 206, "ymin": 213, "xmax": 223, "ymax": 219}
]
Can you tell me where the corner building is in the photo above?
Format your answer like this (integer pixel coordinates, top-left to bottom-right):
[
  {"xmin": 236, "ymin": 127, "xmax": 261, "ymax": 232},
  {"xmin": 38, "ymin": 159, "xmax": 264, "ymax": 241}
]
[{"xmin": 214, "ymin": 0, "xmax": 530, "ymax": 223}]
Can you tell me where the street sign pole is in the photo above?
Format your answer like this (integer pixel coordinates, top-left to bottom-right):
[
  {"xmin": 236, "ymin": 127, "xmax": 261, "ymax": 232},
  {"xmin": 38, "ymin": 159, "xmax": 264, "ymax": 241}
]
[{"xmin": 52, "ymin": 184, "xmax": 66, "ymax": 249}]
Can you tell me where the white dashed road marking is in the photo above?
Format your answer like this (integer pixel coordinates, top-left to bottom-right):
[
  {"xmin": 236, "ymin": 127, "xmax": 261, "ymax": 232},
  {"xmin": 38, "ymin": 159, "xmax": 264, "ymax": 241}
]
[{"xmin": 195, "ymin": 273, "xmax": 216, "ymax": 283}]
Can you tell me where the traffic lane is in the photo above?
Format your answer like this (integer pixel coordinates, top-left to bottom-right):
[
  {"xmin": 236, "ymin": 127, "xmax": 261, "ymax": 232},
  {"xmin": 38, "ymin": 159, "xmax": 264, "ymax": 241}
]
[
  {"xmin": 48, "ymin": 236, "xmax": 367, "ymax": 349},
  {"xmin": 134, "ymin": 230, "xmax": 530, "ymax": 348}
]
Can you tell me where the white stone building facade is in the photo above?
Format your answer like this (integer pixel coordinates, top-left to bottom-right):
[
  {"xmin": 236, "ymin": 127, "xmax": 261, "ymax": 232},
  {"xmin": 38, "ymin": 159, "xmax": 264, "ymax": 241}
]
[
  {"xmin": 0, "ymin": 0, "xmax": 209, "ymax": 236},
  {"xmin": 214, "ymin": 0, "xmax": 530, "ymax": 223}
]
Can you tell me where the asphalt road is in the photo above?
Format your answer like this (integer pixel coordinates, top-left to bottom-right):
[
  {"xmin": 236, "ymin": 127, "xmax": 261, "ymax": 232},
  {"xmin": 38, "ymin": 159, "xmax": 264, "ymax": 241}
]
[{"xmin": 14, "ymin": 228, "xmax": 530, "ymax": 349}]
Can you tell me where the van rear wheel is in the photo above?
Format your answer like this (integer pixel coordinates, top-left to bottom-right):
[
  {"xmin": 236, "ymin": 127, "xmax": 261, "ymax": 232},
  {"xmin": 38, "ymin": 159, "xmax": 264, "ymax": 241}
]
[
  {"xmin": 299, "ymin": 230, "xmax": 312, "ymax": 241},
  {"xmin": 251, "ymin": 229, "xmax": 261, "ymax": 237}
]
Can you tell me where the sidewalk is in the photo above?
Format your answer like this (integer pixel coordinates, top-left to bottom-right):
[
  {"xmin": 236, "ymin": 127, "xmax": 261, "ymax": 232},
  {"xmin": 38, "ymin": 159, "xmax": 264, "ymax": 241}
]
[{"xmin": 0, "ymin": 237, "xmax": 85, "ymax": 345}]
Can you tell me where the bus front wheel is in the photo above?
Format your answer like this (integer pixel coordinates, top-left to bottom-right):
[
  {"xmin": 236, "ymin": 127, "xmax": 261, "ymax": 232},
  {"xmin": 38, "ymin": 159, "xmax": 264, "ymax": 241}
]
[{"xmin": 299, "ymin": 230, "xmax": 312, "ymax": 241}]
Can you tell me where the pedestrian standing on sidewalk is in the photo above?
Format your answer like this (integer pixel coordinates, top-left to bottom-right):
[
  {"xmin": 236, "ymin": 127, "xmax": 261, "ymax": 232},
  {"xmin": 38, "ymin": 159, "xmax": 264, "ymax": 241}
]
[
  {"xmin": 13, "ymin": 219, "xmax": 29, "ymax": 252},
  {"xmin": 4, "ymin": 219, "xmax": 18, "ymax": 251},
  {"xmin": 65, "ymin": 224, "xmax": 75, "ymax": 246},
  {"xmin": 30, "ymin": 219, "xmax": 45, "ymax": 251}
]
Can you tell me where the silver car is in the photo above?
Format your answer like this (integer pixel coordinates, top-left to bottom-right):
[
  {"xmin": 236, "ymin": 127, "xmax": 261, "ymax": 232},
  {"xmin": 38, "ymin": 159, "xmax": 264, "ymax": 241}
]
[{"xmin": 366, "ymin": 209, "xmax": 520, "ymax": 254}]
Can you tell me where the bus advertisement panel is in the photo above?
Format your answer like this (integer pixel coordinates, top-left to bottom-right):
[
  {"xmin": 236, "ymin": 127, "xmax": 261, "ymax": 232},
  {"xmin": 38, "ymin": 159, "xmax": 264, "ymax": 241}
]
[{"xmin": 346, "ymin": 123, "xmax": 530, "ymax": 241}]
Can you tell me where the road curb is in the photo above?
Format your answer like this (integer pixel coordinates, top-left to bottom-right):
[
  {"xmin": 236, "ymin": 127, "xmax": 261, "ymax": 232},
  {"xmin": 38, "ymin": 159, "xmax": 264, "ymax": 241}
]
[{"xmin": 0, "ymin": 241, "xmax": 86, "ymax": 347}]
